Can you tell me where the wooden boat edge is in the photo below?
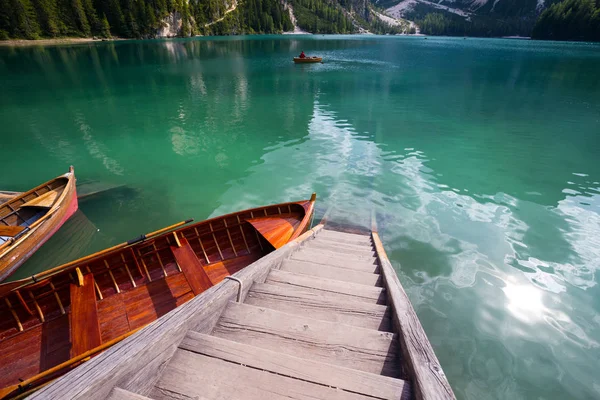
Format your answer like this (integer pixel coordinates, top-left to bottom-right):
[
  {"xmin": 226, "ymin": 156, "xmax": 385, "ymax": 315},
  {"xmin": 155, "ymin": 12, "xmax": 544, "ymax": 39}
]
[{"xmin": 0, "ymin": 167, "xmax": 78, "ymax": 281}]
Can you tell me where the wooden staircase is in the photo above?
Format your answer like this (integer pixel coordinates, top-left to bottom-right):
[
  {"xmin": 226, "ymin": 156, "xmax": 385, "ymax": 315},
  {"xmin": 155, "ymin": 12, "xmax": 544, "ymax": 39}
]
[{"xmin": 112, "ymin": 229, "xmax": 411, "ymax": 400}]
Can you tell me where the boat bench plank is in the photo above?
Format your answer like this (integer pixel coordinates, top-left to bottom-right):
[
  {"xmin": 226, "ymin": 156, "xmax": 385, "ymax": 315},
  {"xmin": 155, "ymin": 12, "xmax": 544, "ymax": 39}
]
[
  {"xmin": 70, "ymin": 273, "xmax": 102, "ymax": 357},
  {"xmin": 267, "ymin": 269, "xmax": 386, "ymax": 304},
  {"xmin": 21, "ymin": 189, "xmax": 59, "ymax": 208},
  {"xmin": 291, "ymin": 251, "xmax": 379, "ymax": 273},
  {"xmin": 170, "ymin": 237, "xmax": 213, "ymax": 295},
  {"xmin": 281, "ymin": 259, "xmax": 382, "ymax": 287},
  {"xmin": 153, "ymin": 348, "xmax": 373, "ymax": 400},
  {"xmin": 107, "ymin": 388, "xmax": 154, "ymax": 400},
  {"xmin": 248, "ymin": 216, "xmax": 300, "ymax": 249},
  {"xmin": 0, "ymin": 225, "xmax": 26, "ymax": 237},
  {"xmin": 212, "ymin": 302, "xmax": 401, "ymax": 377},
  {"xmin": 180, "ymin": 331, "xmax": 411, "ymax": 400},
  {"xmin": 246, "ymin": 282, "xmax": 392, "ymax": 331}
]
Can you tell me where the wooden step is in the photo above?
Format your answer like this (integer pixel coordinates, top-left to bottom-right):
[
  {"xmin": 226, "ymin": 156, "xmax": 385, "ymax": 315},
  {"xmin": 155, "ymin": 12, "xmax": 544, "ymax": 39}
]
[
  {"xmin": 179, "ymin": 332, "xmax": 411, "ymax": 400},
  {"xmin": 212, "ymin": 302, "xmax": 401, "ymax": 377},
  {"xmin": 291, "ymin": 251, "xmax": 379, "ymax": 273},
  {"xmin": 314, "ymin": 235, "xmax": 374, "ymax": 249},
  {"xmin": 153, "ymin": 347, "xmax": 374, "ymax": 400},
  {"xmin": 267, "ymin": 269, "xmax": 386, "ymax": 304},
  {"xmin": 318, "ymin": 230, "xmax": 373, "ymax": 246},
  {"xmin": 246, "ymin": 282, "xmax": 392, "ymax": 331},
  {"xmin": 306, "ymin": 240, "xmax": 376, "ymax": 256},
  {"xmin": 107, "ymin": 388, "xmax": 154, "ymax": 400},
  {"xmin": 297, "ymin": 247, "xmax": 379, "ymax": 264},
  {"xmin": 281, "ymin": 259, "xmax": 382, "ymax": 287}
]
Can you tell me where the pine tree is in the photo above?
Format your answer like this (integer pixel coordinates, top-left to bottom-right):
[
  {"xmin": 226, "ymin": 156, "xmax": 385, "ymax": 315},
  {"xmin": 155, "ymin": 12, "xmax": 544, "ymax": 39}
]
[
  {"xmin": 11, "ymin": 0, "xmax": 41, "ymax": 38},
  {"xmin": 71, "ymin": 0, "xmax": 91, "ymax": 35},
  {"xmin": 99, "ymin": 12, "xmax": 110, "ymax": 37}
]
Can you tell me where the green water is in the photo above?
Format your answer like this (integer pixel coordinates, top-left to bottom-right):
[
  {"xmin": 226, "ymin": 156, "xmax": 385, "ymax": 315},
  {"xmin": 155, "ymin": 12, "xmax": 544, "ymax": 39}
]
[{"xmin": 1, "ymin": 35, "xmax": 600, "ymax": 399}]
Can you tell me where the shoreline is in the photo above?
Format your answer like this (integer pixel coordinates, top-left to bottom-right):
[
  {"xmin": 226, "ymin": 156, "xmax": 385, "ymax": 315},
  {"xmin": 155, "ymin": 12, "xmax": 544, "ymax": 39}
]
[{"xmin": 0, "ymin": 37, "xmax": 121, "ymax": 47}]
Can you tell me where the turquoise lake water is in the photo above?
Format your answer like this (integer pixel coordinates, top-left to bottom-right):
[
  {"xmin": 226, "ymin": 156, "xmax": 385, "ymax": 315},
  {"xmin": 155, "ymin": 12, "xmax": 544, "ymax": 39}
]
[{"xmin": 1, "ymin": 35, "xmax": 600, "ymax": 399}]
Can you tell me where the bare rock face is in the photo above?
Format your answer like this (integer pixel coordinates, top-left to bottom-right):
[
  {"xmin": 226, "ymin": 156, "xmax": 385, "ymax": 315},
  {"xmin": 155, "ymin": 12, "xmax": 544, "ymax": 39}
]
[{"xmin": 157, "ymin": 12, "xmax": 182, "ymax": 38}]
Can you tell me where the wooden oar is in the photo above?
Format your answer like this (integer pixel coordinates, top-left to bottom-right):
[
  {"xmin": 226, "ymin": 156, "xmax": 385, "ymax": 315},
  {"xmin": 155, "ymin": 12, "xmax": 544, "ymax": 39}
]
[{"xmin": 0, "ymin": 325, "xmax": 145, "ymax": 400}]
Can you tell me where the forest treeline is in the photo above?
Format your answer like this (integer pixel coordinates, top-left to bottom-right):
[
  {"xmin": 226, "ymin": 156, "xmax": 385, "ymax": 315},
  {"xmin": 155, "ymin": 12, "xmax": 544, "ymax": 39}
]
[{"xmin": 532, "ymin": 0, "xmax": 600, "ymax": 41}]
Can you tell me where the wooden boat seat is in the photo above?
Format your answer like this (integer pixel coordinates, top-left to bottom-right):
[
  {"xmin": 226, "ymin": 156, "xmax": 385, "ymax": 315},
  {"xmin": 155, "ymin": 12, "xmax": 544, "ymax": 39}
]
[
  {"xmin": 70, "ymin": 274, "xmax": 102, "ymax": 357},
  {"xmin": 21, "ymin": 190, "xmax": 59, "ymax": 209},
  {"xmin": 0, "ymin": 225, "xmax": 25, "ymax": 237},
  {"xmin": 247, "ymin": 216, "xmax": 301, "ymax": 249},
  {"xmin": 171, "ymin": 237, "xmax": 214, "ymax": 295}
]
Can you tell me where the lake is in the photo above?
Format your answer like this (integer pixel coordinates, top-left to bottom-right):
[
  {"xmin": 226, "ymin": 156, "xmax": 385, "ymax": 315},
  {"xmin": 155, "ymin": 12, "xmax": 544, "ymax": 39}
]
[{"xmin": 1, "ymin": 35, "xmax": 599, "ymax": 399}]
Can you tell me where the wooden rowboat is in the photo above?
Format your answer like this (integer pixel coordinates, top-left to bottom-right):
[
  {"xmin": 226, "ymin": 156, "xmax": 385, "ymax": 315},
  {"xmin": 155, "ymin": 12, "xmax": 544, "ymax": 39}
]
[
  {"xmin": 0, "ymin": 167, "xmax": 78, "ymax": 282},
  {"xmin": 0, "ymin": 194, "xmax": 315, "ymax": 399},
  {"xmin": 293, "ymin": 56, "xmax": 322, "ymax": 63}
]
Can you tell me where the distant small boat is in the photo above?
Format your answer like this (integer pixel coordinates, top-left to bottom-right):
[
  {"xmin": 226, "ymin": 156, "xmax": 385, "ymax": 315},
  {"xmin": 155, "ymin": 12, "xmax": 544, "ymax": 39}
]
[
  {"xmin": 0, "ymin": 167, "xmax": 77, "ymax": 282},
  {"xmin": 293, "ymin": 56, "xmax": 322, "ymax": 63}
]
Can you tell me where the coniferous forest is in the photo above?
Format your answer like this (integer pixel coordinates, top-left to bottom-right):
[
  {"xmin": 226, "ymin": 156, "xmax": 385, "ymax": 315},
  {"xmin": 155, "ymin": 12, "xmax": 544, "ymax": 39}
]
[{"xmin": 532, "ymin": 0, "xmax": 600, "ymax": 41}]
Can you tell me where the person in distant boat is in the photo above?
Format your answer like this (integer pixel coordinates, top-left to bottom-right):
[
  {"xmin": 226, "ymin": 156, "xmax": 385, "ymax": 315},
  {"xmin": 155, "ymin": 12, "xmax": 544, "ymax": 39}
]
[{"xmin": 299, "ymin": 51, "xmax": 306, "ymax": 59}]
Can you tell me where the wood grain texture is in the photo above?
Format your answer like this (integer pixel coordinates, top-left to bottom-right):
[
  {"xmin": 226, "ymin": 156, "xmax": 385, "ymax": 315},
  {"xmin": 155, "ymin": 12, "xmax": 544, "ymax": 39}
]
[
  {"xmin": 212, "ymin": 302, "xmax": 401, "ymax": 377},
  {"xmin": 21, "ymin": 190, "xmax": 59, "ymax": 208},
  {"xmin": 372, "ymin": 231, "xmax": 455, "ymax": 400},
  {"xmin": 319, "ymin": 230, "xmax": 373, "ymax": 246},
  {"xmin": 153, "ymin": 348, "xmax": 372, "ymax": 400},
  {"xmin": 179, "ymin": 332, "xmax": 412, "ymax": 400},
  {"xmin": 281, "ymin": 259, "xmax": 382, "ymax": 286},
  {"xmin": 29, "ymin": 225, "xmax": 324, "ymax": 400},
  {"xmin": 246, "ymin": 282, "xmax": 392, "ymax": 331},
  {"xmin": 247, "ymin": 216, "xmax": 300, "ymax": 249},
  {"xmin": 107, "ymin": 388, "xmax": 154, "ymax": 400},
  {"xmin": 70, "ymin": 274, "xmax": 101, "ymax": 357},
  {"xmin": 313, "ymin": 235, "xmax": 375, "ymax": 249},
  {"xmin": 296, "ymin": 247, "xmax": 378, "ymax": 263},
  {"xmin": 0, "ymin": 225, "xmax": 26, "ymax": 237},
  {"xmin": 267, "ymin": 269, "xmax": 386, "ymax": 304},
  {"xmin": 307, "ymin": 240, "xmax": 376, "ymax": 256},
  {"xmin": 291, "ymin": 251, "xmax": 379, "ymax": 273},
  {"xmin": 170, "ymin": 238, "xmax": 213, "ymax": 295}
]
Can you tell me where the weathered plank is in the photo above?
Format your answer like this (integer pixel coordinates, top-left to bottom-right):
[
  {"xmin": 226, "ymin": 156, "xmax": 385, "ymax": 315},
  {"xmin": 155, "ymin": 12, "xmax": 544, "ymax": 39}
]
[
  {"xmin": 307, "ymin": 240, "xmax": 376, "ymax": 256},
  {"xmin": 180, "ymin": 332, "xmax": 412, "ymax": 400},
  {"xmin": 170, "ymin": 237, "xmax": 213, "ymax": 295},
  {"xmin": 314, "ymin": 235, "xmax": 375, "ymax": 249},
  {"xmin": 212, "ymin": 302, "xmax": 401, "ymax": 377},
  {"xmin": 246, "ymin": 282, "xmax": 392, "ymax": 331},
  {"xmin": 319, "ymin": 230, "xmax": 373, "ymax": 246},
  {"xmin": 291, "ymin": 251, "xmax": 379, "ymax": 273},
  {"xmin": 107, "ymin": 388, "xmax": 154, "ymax": 400},
  {"xmin": 30, "ymin": 225, "xmax": 324, "ymax": 400},
  {"xmin": 281, "ymin": 259, "xmax": 382, "ymax": 287},
  {"xmin": 267, "ymin": 269, "xmax": 386, "ymax": 304},
  {"xmin": 297, "ymin": 247, "xmax": 379, "ymax": 263},
  {"xmin": 153, "ymin": 349, "xmax": 373, "ymax": 400},
  {"xmin": 70, "ymin": 274, "xmax": 102, "ymax": 357},
  {"xmin": 372, "ymin": 231, "xmax": 455, "ymax": 400}
]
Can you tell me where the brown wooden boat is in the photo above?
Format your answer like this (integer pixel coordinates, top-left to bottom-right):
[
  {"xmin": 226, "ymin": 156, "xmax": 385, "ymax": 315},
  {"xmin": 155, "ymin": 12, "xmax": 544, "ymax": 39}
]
[
  {"xmin": 293, "ymin": 56, "xmax": 323, "ymax": 63},
  {"xmin": 0, "ymin": 194, "xmax": 315, "ymax": 399},
  {"xmin": 0, "ymin": 167, "xmax": 78, "ymax": 282}
]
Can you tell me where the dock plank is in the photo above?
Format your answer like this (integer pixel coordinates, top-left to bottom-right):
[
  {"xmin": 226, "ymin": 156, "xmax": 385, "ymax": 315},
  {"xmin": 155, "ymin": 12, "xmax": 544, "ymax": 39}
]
[
  {"xmin": 307, "ymin": 240, "xmax": 376, "ymax": 256},
  {"xmin": 107, "ymin": 388, "xmax": 154, "ymax": 400},
  {"xmin": 152, "ymin": 348, "xmax": 373, "ymax": 400},
  {"xmin": 281, "ymin": 259, "xmax": 382, "ymax": 287},
  {"xmin": 297, "ymin": 247, "xmax": 378, "ymax": 263},
  {"xmin": 291, "ymin": 251, "xmax": 379, "ymax": 273},
  {"xmin": 212, "ymin": 302, "xmax": 401, "ymax": 377},
  {"xmin": 267, "ymin": 269, "xmax": 386, "ymax": 304},
  {"xmin": 318, "ymin": 230, "xmax": 373, "ymax": 246},
  {"xmin": 180, "ymin": 332, "xmax": 411, "ymax": 399},
  {"xmin": 246, "ymin": 282, "xmax": 392, "ymax": 331}
]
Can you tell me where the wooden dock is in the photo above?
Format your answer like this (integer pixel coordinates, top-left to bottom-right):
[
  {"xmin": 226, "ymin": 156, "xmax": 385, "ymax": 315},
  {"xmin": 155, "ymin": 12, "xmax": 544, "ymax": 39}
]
[{"xmin": 31, "ymin": 225, "xmax": 455, "ymax": 400}]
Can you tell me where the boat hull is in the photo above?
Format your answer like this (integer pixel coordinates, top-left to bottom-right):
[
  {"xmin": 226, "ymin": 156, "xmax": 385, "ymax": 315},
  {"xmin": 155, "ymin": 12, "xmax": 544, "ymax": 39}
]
[
  {"xmin": 0, "ymin": 196, "xmax": 315, "ymax": 399},
  {"xmin": 293, "ymin": 57, "xmax": 322, "ymax": 63},
  {"xmin": 0, "ymin": 168, "xmax": 78, "ymax": 282}
]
